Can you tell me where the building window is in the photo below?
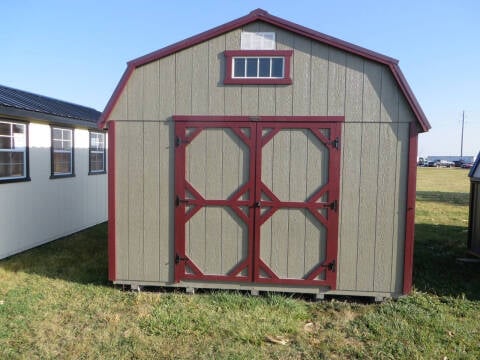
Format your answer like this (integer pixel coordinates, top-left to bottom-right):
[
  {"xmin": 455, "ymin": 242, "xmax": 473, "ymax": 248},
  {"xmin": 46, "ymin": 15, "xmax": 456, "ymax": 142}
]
[
  {"xmin": 224, "ymin": 50, "xmax": 293, "ymax": 85},
  {"xmin": 51, "ymin": 127, "xmax": 74, "ymax": 178},
  {"xmin": 89, "ymin": 131, "xmax": 106, "ymax": 174},
  {"xmin": 0, "ymin": 120, "xmax": 29, "ymax": 183}
]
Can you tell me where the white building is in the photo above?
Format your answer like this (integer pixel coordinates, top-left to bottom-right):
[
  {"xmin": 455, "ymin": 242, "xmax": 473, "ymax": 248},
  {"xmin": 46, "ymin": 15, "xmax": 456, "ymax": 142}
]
[{"xmin": 0, "ymin": 84, "xmax": 107, "ymax": 259}]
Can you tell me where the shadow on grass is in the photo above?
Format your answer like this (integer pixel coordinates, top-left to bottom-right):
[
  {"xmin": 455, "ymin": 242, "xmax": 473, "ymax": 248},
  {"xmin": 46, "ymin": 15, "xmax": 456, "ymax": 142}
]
[
  {"xmin": 416, "ymin": 191, "xmax": 470, "ymax": 206},
  {"xmin": 414, "ymin": 223, "xmax": 480, "ymax": 300},
  {"xmin": 0, "ymin": 223, "xmax": 110, "ymax": 286}
]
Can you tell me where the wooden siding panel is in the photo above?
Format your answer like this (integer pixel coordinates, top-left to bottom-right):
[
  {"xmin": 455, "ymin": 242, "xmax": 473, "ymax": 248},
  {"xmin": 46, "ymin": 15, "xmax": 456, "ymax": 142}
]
[
  {"xmin": 392, "ymin": 122, "xmax": 409, "ymax": 292},
  {"xmin": 287, "ymin": 131, "xmax": 308, "ymax": 278},
  {"xmin": 208, "ymin": 35, "xmax": 226, "ymax": 115},
  {"xmin": 127, "ymin": 69, "xmax": 143, "ymax": 121},
  {"xmin": 159, "ymin": 55, "xmax": 176, "ymax": 120},
  {"xmin": 472, "ymin": 184, "xmax": 480, "ymax": 253},
  {"xmin": 310, "ymin": 42, "xmax": 329, "ymax": 115},
  {"xmin": 241, "ymin": 86, "xmax": 259, "ymax": 116},
  {"xmin": 142, "ymin": 62, "xmax": 160, "ymax": 120},
  {"xmin": 222, "ymin": 129, "xmax": 248, "ymax": 273},
  {"xmin": 337, "ymin": 122, "xmax": 362, "ymax": 290},
  {"xmin": 344, "ymin": 55, "xmax": 364, "ymax": 122},
  {"xmin": 175, "ymin": 48, "xmax": 193, "ymax": 115},
  {"xmin": 327, "ymin": 48, "xmax": 346, "ymax": 116},
  {"xmin": 380, "ymin": 67, "xmax": 398, "ymax": 123},
  {"xmin": 270, "ymin": 131, "xmax": 291, "ymax": 277},
  {"xmin": 363, "ymin": 61, "xmax": 382, "ymax": 123},
  {"xmin": 204, "ymin": 129, "xmax": 223, "ymax": 274},
  {"xmin": 292, "ymin": 37, "xmax": 311, "ymax": 115},
  {"xmin": 143, "ymin": 122, "xmax": 160, "ymax": 281},
  {"xmin": 115, "ymin": 122, "xmax": 130, "ymax": 279},
  {"xmin": 356, "ymin": 123, "xmax": 380, "ymax": 292},
  {"xmin": 192, "ymin": 42, "xmax": 209, "ymax": 114},
  {"xmin": 398, "ymin": 93, "xmax": 414, "ymax": 123},
  {"xmin": 224, "ymin": 29, "xmax": 242, "ymax": 115},
  {"xmin": 373, "ymin": 123, "xmax": 398, "ymax": 292},
  {"xmin": 127, "ymin": 122, "xmax": 144, "ymax": 280},
  {"xmin": 110, "ymin": 88, "xmax": 128, "ymax": 120},
  {"xmin": 275, "ymin": 29, "xmax": 294, "ymax": 115},
  {"xmin": 158, "ymin": 55, "xmax": 175, "ymax": 282},
  {"xmin": 186, "ymin": 130, "xmax": 207, "ymax": 271}
]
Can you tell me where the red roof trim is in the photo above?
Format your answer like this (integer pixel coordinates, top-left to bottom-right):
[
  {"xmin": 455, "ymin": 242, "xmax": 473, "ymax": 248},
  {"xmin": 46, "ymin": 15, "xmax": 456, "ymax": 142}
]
[
  {"xmin": 98, "ymin": 8, "xmax": 430, "ymax": 132},
  {"xmin": 98, "ymin": 66, "xmax": 134, "ymax": 128}
]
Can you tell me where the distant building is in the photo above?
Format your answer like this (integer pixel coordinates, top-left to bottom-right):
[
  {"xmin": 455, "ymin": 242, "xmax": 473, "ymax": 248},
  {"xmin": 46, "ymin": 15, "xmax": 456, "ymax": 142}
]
[
  {"xmin": 0, "ymin": 84, "xmax": 107, "ymax": 259},
  {"xmin": 426, "ymin": 155, "xmax": 474, "ymax": 163}
]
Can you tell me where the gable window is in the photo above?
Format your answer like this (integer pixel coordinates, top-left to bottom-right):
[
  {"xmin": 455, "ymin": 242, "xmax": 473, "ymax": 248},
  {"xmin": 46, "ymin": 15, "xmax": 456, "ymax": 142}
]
[
  {"xmin": 89, "ymin": 131, "xmax": 106, "ymax": 174},
  {"xmin": 224, "ymin": 50, "xmax": 293, "ymax": 85},
  {"xmin": 51, "ymin": 126, "xmax": 74, "ymax": 178},
  {"xmin": 0, "ymin": 120, "xmax": 29, "ymax": 183}
]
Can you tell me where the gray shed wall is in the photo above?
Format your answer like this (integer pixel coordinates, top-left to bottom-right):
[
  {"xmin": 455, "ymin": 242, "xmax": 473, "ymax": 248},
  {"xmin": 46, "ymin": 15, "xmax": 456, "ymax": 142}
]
[{"xmin": 107, "ymin": 22, "xmax": 415, "ymax": 296}]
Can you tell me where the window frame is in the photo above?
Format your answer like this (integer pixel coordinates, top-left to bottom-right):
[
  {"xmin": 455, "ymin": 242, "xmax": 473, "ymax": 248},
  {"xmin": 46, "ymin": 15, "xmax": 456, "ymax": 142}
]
[
  {"xmin": 50, "ymin": 126, "xmax": 75, "ymax": 179},
  {"xmin": 0, "ymin": 119, "xmax": 30, "ymax": 184},
  {"xmin": 88, "ymin": 130, "xmax": 107, "ymax": 175},
  {"xmin": 224, "ymin": 50, "xmax": 293, "ymax": 85}
]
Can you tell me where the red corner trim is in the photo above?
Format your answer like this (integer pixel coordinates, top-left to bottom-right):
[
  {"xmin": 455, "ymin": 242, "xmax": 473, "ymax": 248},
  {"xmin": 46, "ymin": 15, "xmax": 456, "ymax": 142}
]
[
  {"xmin": 98, "ymin": 9, "xmax": 429, "ymax": 133},
  {"xmin": 403, "ymin": 122, "xmax": 418, "ymax": 294},
  {"xmin": 98, "ymin": 66, "xmax": 134, "ymax": 129},
  {"xmin": 107, "ymin": 120, "xmax": 116, "ymax": 281}
]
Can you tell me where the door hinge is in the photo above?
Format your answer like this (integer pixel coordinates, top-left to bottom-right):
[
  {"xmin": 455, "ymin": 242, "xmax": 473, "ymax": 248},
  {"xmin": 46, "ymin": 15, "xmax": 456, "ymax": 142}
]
[
  {"xmin": 329, "ymin": 200, "xmax": 338, "ymax": 212},
  {"xmin": 175, "ymin": 195, "xmax": 189, "ymax": 207},
  {"xmin": 175, "ymin": 253, "xmax": 188, "ymax": 264},
  {"xmin": 331, "ymin": 137, "xmax": 340, "ymax": 149},
  {"xmin": 175, "ymin": 136, "xmax": 190, "ymax": 147},
  {"xmin": 322, "ymin": 260, "xmax": 336, "ymax": 272}
]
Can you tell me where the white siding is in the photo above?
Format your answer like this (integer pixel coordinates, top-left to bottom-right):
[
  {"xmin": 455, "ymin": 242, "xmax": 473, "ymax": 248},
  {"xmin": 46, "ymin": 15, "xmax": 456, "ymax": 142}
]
[{"xmin": 0, "ymin": 121, "xmax": 108, "ymax": 259}]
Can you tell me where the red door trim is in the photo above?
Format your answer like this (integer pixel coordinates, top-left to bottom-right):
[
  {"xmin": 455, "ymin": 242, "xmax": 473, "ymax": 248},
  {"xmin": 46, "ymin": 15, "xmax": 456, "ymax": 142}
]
[
  {"xmin": 173, "ymin": 115, "xmax": 345, "ymax": 123},
  {"xmin": 174, "ymin": 117, "xmax": 343, "ymax": 289},
  {"xmin": 403, "ymin": 122, "xmax": 418, "ymax": 294},
  {"xmin": 107, "ymin": 120, "xmax": 116, "ymax": 281}
]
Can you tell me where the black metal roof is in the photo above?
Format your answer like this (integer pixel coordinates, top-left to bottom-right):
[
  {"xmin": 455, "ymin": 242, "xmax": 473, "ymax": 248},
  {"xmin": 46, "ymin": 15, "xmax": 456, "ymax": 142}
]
[{"xmin": 0, "ymin": 84, "xmax": 100, "ymax": 124}]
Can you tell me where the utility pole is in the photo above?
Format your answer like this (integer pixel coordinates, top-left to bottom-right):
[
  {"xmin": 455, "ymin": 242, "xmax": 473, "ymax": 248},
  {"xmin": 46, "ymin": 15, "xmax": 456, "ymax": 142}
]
[{"xmin": 460, "ymin": 110, "xmax": 465, "ymax": 160}]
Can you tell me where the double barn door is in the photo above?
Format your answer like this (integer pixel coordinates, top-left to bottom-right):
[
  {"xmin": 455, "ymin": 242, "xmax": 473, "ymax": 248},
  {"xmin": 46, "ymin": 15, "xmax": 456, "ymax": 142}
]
[{"xmin": 174, "ymin": 116, "xmax": 341, "ymax": 289}]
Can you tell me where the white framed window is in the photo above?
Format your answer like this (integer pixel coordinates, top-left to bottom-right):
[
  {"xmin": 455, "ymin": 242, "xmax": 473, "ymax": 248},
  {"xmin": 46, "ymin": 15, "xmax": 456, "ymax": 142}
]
[
  {"xmin": 0, "ymin": 120, "xmax": 28, "ymax": 182},
  {"xmin": 233, "ymin": 56, "xmax": 285, "ymax": 79},
  {"xmin": 89, "ymin": 131, "xmax": 106, "ymax": 174},
  {"xmin": 224, "ymin": 50, "xmax": 293, "ymax": 85},
  {"xmin": 51, "ymin": 126, "xmax": 74, "ymax": 177}
]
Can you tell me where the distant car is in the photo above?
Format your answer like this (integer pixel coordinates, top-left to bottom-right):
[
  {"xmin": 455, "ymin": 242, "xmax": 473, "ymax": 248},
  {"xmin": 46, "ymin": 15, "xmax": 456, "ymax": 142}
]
[
  {"xmin": 461, "ymin": 162, "xmax": 473, "ymax": 169},
  {"xmin": 437, "ymin": 160, "xmax": 455, "ymax": 168}
]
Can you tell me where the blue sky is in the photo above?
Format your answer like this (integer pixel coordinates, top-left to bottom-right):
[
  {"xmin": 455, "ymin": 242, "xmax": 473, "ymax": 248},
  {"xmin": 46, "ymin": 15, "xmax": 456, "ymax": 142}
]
[{"xmin": 2, "ymin": 0, "xmax": 479, "ymax": 158}]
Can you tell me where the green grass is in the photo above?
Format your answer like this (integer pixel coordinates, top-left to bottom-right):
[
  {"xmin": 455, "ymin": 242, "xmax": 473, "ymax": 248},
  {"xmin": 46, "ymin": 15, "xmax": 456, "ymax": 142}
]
[{"xmin": 1, "ymin": 167, "xmax": 479, "ymax": 359}]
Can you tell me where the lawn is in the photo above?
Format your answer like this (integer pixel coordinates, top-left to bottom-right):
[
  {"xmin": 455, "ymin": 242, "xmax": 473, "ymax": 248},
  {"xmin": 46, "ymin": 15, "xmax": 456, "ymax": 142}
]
[{"xmin": 1, "ymin": 167, "xmax": 479, "ymax": 359}]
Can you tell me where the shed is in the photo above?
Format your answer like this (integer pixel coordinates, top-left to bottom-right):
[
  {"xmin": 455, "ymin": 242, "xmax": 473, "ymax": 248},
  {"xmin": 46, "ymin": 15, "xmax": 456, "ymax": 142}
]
[
  {"xmin": 99, "ymin": 9, "xmax": 430, "ymax": 299},
  {"xmin": 468, "ymin": 153, "xmax": 480, "ymax": 257},
  {"xmin": 0, "ymin": 84, "xmax": 107, "ymax": 259}
]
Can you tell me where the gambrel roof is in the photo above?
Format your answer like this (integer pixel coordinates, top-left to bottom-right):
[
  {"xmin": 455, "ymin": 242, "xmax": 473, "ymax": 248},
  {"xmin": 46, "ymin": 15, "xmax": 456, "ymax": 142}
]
[{"xmin": 99, "ymin": 8, "xmax": 430, "ymax": 132}]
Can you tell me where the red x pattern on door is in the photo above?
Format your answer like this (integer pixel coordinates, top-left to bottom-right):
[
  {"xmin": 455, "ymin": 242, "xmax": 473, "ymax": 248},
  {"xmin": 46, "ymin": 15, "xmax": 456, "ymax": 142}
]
[{"xmin": 174, "ymin": 116, "xmax": 342, "ymax": 289}]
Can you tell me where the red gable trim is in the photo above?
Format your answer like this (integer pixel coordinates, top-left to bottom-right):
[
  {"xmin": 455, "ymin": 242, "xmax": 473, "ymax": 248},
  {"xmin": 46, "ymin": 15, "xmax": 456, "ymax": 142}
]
[{"xmin": 98, "ymin": 8, "xmax": 430, "ymax": 132}]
